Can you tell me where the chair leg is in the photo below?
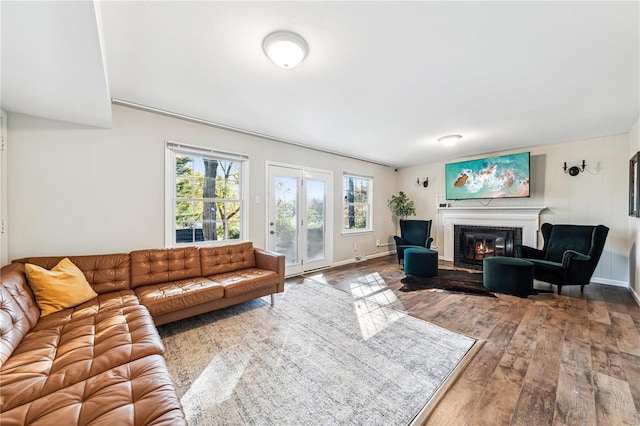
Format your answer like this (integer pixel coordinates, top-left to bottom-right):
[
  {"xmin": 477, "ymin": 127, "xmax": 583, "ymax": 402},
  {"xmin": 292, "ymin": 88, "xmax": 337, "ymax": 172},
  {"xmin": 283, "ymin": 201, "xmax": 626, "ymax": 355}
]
[
  {"xmin": 557, "ymin": 285, "xmax": 562, "ymax": 295},
  {"xmin": 580, "ymin": 285, "xmax": 585, "ymax": 293}
]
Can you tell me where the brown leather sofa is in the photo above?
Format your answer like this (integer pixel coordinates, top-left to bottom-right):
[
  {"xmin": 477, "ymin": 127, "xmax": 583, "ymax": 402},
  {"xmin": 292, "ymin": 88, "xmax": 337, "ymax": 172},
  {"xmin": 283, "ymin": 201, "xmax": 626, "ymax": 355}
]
[{"xmin": 0, "ymin": 242, "xmax": 285, "ymax": 425}]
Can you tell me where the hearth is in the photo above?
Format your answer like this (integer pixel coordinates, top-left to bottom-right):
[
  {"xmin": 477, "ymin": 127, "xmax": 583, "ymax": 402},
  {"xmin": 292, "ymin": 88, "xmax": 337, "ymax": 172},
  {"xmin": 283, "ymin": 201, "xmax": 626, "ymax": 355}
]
[{"xmin": 454, "ymin": 225, "xmax": 522, "ymax": 270}]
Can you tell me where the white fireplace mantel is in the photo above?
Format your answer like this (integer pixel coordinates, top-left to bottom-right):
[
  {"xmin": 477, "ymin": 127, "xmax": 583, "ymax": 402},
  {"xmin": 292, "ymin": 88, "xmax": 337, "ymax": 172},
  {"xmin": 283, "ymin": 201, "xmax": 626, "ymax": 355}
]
[{"xmin": 438, "ymin": 206, "xmax": 546, "ymax": 261}]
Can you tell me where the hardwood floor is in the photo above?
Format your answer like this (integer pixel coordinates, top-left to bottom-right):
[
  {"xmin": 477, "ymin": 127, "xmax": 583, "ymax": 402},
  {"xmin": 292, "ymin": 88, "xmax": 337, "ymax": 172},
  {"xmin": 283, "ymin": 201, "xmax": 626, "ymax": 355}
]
[{"xmin": 293, "ymin": 255, "xmax": 640, "ymax": 426}]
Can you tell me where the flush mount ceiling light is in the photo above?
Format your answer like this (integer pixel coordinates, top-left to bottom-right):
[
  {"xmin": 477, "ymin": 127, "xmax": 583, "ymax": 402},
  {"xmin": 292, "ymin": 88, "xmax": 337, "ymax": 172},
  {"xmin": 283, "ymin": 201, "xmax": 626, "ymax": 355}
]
[
  {"xmin": 263, "ymin": 31, "xmax": 308, "ymax": 69},
  {"xmin": 438, "ymin": 135, "xmax": 462, "ymax": 147}
]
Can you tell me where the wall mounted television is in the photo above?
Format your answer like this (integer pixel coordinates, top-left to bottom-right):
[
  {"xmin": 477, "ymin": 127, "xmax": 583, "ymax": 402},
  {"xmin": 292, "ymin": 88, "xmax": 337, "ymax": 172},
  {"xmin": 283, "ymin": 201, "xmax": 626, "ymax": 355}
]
[{"xmin": 445, "ymin": 152, "xmax": 530, "ymax": 200}]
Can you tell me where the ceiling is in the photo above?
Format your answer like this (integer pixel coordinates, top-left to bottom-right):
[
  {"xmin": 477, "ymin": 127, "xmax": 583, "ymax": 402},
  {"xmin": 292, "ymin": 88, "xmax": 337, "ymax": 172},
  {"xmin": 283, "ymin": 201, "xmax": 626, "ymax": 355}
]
[{"xmin": 2, "ymin": 1, "xmax": 638, "ymax": 167}]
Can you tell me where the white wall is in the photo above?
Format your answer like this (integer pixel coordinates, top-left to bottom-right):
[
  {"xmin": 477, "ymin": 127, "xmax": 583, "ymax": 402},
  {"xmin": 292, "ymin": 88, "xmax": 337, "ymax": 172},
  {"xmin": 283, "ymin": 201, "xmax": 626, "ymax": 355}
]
[
  {"xmin": 628, "ymin": 116, "xmax": 640, "ymax": 300},
  {"xmin": 7, "ymin": 105, "xmax": 637, "ymax": 285},
  {"xmin": 0, "ymin": 111, "xmax": 8, "ymax": 266},
  {"xmin": 397, "ymin": 134, "xmax": 630, "ymax": 285},
  {"xmin": 7, "ymin": 105, "xmax": 398, "ymax": 263}
]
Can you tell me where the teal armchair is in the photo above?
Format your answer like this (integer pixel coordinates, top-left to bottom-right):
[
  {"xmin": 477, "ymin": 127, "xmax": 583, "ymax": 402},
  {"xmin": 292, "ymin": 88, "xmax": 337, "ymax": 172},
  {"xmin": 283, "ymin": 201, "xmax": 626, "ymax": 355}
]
[
  {"xmin": 393, "ymin": 219, "xmax": 434, "ymax": 264},
  {"xmin": 515, "ymin": 223, "xmax": 609, "ymax": 294}
]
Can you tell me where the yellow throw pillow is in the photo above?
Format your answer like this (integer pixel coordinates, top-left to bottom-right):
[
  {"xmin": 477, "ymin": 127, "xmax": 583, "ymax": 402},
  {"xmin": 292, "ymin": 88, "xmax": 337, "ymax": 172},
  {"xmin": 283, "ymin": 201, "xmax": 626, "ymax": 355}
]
[{"xmin": 25, "ymin": 258, "xmax": 98, "ymax": 316}]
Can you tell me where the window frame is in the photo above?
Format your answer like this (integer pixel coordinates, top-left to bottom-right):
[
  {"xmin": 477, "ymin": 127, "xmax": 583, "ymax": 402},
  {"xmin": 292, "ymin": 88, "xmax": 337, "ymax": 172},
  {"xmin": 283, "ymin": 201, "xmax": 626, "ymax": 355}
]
[
  {"xmin": 165, "ymin": 141, "xmax": 249, "ymax": 247},
  {"xmin": 341, "ymin": 172, "xmax": 373, "ymax": 235}
]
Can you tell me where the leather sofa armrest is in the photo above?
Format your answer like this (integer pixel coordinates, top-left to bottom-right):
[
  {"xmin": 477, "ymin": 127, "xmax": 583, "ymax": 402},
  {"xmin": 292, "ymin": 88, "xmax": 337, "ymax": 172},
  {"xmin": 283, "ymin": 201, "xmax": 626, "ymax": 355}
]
[
  {"xmin": 562, "ymin": 249, "xmax": 591, "ymax": 268},
  {"xmin": 515, "ymin": 244, "xmax": 545, "ymax": 259},
  {"xmin": 254, "ymin": 248, "xmax": 285, "ymax": 292}
]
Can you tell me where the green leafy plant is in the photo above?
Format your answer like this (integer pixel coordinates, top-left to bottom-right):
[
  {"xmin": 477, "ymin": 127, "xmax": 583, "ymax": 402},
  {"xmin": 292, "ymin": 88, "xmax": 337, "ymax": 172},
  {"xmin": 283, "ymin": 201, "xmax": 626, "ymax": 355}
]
[{"xmin": 388, "ymin": 191, "xmax": 416, "ymax": 218}]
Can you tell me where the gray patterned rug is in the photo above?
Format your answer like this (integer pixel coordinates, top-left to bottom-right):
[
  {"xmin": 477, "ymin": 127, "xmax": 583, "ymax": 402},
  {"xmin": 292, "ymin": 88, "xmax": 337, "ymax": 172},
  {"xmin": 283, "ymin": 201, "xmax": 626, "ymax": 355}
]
[{"xmin": 158, "ymin": 277, "xmax": 477, "ymax": 425}]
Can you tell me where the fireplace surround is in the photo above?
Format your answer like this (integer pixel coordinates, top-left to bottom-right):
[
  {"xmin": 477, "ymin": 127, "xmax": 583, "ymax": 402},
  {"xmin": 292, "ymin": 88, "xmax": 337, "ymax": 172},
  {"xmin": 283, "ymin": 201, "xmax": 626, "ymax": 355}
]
[
  {"xmin": 439, "ymin": 206, "xmax": 546, "ymax": 262},
  {"xmin": 454, "ymin": 225, "xmax": 523, "ymax": 269}
]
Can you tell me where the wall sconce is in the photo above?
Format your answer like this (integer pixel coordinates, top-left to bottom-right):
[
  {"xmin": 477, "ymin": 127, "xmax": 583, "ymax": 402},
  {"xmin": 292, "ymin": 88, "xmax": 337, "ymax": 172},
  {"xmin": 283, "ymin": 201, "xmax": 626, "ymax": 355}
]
[
  {"xmin": 416, "ymin": 177, "xmax": 429, "ymax": 188},
  {"xmin": 563, "ymin": 160, "xmax": 586, "ymax": 176}
]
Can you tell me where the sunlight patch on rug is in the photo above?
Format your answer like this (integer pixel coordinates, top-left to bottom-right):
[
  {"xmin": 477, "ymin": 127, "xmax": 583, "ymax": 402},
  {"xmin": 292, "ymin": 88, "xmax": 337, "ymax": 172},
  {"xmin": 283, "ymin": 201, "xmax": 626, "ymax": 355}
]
[
  {"xmin": 180, "ymin": 350, "xmax": 250, "ymax": 408},
  {"xmin": 349, "ymin": 272, "xmax": 403, "ymax": 340},
  {"xmin": 159, "ymin": 280, "xmax": 476, "ymax": 426}
]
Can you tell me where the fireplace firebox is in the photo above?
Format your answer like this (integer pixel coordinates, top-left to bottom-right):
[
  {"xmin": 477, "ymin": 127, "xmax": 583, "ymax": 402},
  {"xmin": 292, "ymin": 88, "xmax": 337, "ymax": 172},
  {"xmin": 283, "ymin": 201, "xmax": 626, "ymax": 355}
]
[{"xmin": 454, "ymin": 225, "xmax": 522, "ymax": 270}]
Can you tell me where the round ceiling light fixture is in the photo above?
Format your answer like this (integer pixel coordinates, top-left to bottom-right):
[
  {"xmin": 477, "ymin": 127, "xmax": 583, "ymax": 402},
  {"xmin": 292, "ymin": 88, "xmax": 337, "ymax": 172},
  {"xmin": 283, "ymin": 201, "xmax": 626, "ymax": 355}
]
[
  {"xmin": 263, "ymin": 31, "xmax": 309, "ymax": 69},
  {"xmin": 437, "ymin": 134, "xmax": 462, "ymax": 147}
]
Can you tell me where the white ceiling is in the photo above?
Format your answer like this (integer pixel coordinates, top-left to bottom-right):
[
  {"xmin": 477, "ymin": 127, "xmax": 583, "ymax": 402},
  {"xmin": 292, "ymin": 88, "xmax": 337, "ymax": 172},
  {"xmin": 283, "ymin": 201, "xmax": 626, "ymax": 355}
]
[
  {"xmin": 1, "ymin": 1, "xmax": 111, "ymax": 128},
  {"xmin": 2, "ymin": 1, "xmax": 639, "ymax": 167}
]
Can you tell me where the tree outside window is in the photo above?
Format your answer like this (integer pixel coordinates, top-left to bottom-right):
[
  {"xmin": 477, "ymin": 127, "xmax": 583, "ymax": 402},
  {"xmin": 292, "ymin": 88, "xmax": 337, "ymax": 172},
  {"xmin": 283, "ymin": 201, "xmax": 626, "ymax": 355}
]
[
  {"xmin": 343, "ymin": 174, "xmax": 372, "ymax": 232},
  {"xmin": 174, "ymin": 152, "xmax": 243, "ymax": 243}
]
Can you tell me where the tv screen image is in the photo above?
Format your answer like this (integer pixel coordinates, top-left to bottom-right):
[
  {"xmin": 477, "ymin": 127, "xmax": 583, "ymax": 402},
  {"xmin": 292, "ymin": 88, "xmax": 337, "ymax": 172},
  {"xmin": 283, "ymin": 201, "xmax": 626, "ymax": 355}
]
[{"xmin": 445, "ymin": 152, "xmax": 530, "ymax": 200}]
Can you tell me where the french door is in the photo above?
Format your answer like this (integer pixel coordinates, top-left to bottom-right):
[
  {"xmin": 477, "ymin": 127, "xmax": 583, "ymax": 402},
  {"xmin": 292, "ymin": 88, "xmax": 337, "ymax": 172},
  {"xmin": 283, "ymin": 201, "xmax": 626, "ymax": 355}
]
[{"xmin": 267, "ymin": 164, "xmax": 333, "ymax": 276}]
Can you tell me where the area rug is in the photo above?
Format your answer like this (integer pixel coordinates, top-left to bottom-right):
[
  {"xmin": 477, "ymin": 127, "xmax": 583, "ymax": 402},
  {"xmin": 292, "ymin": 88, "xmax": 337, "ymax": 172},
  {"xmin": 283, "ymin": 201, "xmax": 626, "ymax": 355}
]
[
  {"xmin": 400, "ymin": 268, "xmax": 496, "ymax": 297},
  {"xmin": 158, "ymin": 280, "xmax": 478, "ymax": 425}
]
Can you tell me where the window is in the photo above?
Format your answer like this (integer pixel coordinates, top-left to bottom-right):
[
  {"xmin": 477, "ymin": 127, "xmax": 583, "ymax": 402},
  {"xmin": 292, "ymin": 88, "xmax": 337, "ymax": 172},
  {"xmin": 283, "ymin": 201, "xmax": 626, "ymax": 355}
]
[
  {"xmin": 342, "ymin": 173, "xmax": 372, "ymax": 233},
  {"xmin": 167, "ymin": 142, "xmax": 247, "ymax": 245}
]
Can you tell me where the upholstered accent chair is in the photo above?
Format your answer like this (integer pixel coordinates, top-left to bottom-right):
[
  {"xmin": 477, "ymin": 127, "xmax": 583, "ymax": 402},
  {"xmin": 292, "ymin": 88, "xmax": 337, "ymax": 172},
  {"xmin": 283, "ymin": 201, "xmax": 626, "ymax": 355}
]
[
  {"xmin": 515, "ymin": 223, "xmax": 609, "ymax": 294},
  {"xmin": 393, "ymin": 219, "xmax": 434, "ymax": 264}
]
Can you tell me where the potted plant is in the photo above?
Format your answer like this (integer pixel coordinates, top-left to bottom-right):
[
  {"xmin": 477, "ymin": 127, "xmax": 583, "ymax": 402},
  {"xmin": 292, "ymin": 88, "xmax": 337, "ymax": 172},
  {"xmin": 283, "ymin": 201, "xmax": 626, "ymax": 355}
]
[{"xmin": 388, "ymin": 191, "xmax": 416, "ymax": 219}]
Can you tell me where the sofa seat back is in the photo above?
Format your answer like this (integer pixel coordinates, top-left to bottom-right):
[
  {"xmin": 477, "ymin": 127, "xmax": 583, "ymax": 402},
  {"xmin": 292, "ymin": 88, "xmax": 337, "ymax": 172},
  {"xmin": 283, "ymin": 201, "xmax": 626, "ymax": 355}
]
[
  {"xmin": 0, "ymin": 264, "xmax": 40, "ymax": 368},
  {"xmin": 200, "ymin": 242, "xmax": 256, "ymax": 276},
  {"xmin": 398, "ymin": 219, "xmax": 433, "ymax": 247},
  {"xmin": 12, "ymin": 253, "xmax": 131, "ymax": 294},
  {"xmin": 0, "ymin": 285, "xmax": 31, "ymax": 369},
  {"xmin": 130, "ymin": 247, "xmax": 201, "ymax": 288},
  {"xmin": 0, "ymin": 290, "xmax": 164, "ymax": 413},
  {"xmin": 544, "ymin": 225, "xmax": 595, "ymax": 263}
]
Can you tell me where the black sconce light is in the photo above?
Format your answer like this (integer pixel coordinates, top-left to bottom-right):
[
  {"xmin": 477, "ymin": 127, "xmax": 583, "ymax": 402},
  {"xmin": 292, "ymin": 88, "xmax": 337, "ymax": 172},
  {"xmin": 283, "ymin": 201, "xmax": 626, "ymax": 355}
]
[
  {"xmin": 563, "ymin": 160, "xmax": 586, "ymax": 176},
  {"xmin": 416, "ymin": 177, "xmax": 429, "ymax": 188}
]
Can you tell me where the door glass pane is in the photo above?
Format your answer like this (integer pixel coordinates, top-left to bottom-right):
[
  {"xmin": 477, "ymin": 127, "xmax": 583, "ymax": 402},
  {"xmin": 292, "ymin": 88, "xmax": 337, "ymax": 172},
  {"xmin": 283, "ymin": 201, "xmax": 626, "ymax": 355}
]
[
  {"xmin": 275, "ymin": 176, "xmax": 298, "ymax": 265},
  {"xmin": 306, "ymin": 179, "xmax": 326, "ymax": 262}
]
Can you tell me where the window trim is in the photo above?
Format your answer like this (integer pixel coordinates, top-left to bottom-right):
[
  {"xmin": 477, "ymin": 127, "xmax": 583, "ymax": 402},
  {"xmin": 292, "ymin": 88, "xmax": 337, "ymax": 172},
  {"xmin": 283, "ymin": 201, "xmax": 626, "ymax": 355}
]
[
  {"xmin": 341, "ymin": 172, "xmax": 373, "ymax": 234},
  {"xmin": 165, "ymin": 141, "xmax": 249, "ymax": 247}
]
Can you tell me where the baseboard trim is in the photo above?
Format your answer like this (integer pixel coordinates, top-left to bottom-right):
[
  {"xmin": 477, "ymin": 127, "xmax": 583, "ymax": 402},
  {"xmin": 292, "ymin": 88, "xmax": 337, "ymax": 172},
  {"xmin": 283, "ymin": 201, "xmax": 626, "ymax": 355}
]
[
  {"xmin": 629, "ymin": 286, "xmax": 640, "ymax": 307},
  {"xmin": 331, "ymin": 259, "xmax": 355, "ymax": 268},
  {"xmin": 332, "ymin": 250, "xmax": 395, "ymax": 268},
  {"xmin": 590, "ymin": 277, "xmax": 628, "ymax": 288}
]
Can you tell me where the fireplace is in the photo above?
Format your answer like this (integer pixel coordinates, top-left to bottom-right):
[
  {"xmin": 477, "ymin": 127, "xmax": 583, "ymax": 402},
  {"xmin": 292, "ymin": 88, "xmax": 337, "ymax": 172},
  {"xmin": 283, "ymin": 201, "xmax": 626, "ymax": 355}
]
[
  {"xmin": 439, "ymin": 206, "xmax": 544, "ymax": 262},
  {"xmin": 454, "ymin": 225, "xmax": 522, "ymax": 270}
]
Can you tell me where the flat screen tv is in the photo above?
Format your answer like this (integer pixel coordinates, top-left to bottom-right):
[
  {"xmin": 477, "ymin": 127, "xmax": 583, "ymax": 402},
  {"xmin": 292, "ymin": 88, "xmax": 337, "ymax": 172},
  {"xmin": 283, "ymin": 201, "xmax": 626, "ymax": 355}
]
[{"xmin": 445, "ymin": 152, "xmax": 530, "ymax": 200}]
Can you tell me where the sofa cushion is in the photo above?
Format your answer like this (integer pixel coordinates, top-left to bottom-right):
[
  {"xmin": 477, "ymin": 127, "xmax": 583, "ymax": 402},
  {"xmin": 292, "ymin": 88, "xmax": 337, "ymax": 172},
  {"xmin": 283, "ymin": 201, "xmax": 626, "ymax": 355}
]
[
  {"xmin": 13, "ymin": 253, "xmax": 132, "ymax": 294},
  {"xmin": 0, "ymin": 291, "xmax": 164, "ymax": 413},
  {"xmin": 0, "ymin": 285, "xmax": 32, "ymax": 369},
  {"xmin": 33, "ymin": 290, "xmax": 142, "ymax": 328},
  {"xmin": 209, "ymin": 268, "xmax": 280, "ymax": 298},
  {"xmin": 130, "ymin": 247, "xmax": 201, "ymax": 288},
  {"xmin": 25, "ymin": 258, "xmax": 99, "ymax": 316},
  {"xmin": 1, "ymin": 354, "xmax": 186, "ymax": 425},
  {"xmin": 0, "ymin": 264, "xmax": 41, "ymax": 369},
  {"xmin": 0, "ymin": 263, "xmax": 39, "ymax": 329},
  {"xmin": 134, "ymin": 277, "xmax": 224, "ymax": 318},
  {"xmin": 200, "ymin": 242, "xmax": 256, "ymax": 276}
]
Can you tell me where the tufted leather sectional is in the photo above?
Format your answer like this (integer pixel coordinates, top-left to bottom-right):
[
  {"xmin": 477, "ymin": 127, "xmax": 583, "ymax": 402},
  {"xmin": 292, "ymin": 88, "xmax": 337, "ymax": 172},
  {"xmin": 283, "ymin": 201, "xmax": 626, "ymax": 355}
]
[{"xmin": 0, "ymin": 242, "xmax": 285, "ymax": 425}]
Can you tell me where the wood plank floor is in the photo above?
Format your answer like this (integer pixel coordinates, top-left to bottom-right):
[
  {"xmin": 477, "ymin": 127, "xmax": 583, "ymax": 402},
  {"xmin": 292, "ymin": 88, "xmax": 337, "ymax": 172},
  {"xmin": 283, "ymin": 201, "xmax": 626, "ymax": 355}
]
[{"xmin": 292, "ymin": 255, "xmax": 640, "ymax": 426}]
